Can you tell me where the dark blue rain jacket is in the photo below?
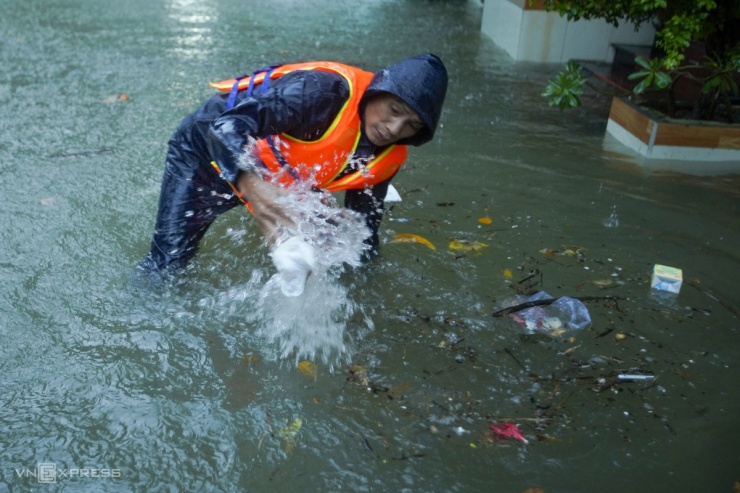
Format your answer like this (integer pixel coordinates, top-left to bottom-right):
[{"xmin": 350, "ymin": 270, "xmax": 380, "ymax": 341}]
[{"xmin": 144, "ymin": 54, "xmax": 447, "ymax": 270}]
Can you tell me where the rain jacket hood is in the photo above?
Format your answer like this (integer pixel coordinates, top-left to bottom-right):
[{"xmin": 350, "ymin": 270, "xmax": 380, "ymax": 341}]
[{"xmin": 360, "ymin": 53, "xmax": 448, "ymax": 147}]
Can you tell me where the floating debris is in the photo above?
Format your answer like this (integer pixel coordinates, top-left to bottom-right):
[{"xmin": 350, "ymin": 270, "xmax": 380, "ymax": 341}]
[
  {"xmin": 102, "ymin": 93, "xmax": 129, "ymax": 103},
  {"xmin": 491, "ymin": 422, "xmax": 529, "ymax": 444},
  {"xmin": 448, "ymin": 239, "xmax": 489, "ymax": 252},
  {"xmin": 390, "ymin": 233, "xmax": 436, "ymax": 250},
  {"xmin": 617, "ymin": 374, "xmax": 655, "ymax": 381},
  {"xmin": 297, "ymin": 360, "xmax": 318, "ymax": 378},
  {"xmin": 279, "ymin": 418, "xmax": 303, "ymax": 454}
]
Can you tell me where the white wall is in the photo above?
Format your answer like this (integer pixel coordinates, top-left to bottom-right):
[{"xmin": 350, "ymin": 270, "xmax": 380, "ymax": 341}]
[{"xmin": 481, "ymin": 0, "xmax": 656, "ymax": 63}]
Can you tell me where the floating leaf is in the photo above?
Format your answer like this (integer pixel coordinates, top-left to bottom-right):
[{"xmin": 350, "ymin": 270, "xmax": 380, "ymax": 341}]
[
  {"xmin": 591, "ymin": 279, "xmax": 614, "ymax": 287},
  {"xmin": 503, "ymin": 269, "xmax": 513, "ymax": 280},
  {"xmin": 477, "ymin": 216, "xmax": 492, "ymax": 225},
  {"xmin": 390, "ymin": 233, "xmax": 436, "ymax": 250},
  {"xmin": 297, "ymin": 360, "xmax": 318, "ymax": 378},
  {"xmin": 449, "ymin": 239, "xmax": 489, "ymax": 252},
  {"xmin": 491, "ymin": 423, "xmax": 529, "ymax": 444},
  {"xmin": 561, "ymin": 345, "xmax": 580, "ymax": 356},
  {"xmin": 279, "ymin": 418, "xmax": 303, "ymax": 438},
  {"xmin": 279, "ymin": 417, "xmax": 303, "ymax": 454},
  {"xmin": 348, "ymin": 365, "xmax": 369, "ymax": 386},
  {"xmin": 561, "ymin": 246, "xmax": 586, "ymax": 258}
]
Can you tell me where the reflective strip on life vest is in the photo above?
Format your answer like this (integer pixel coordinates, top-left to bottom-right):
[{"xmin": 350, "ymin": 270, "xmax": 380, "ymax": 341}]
[{"xmin": 322, "ymin": 145, "xmax": 407, "ymax": 193}]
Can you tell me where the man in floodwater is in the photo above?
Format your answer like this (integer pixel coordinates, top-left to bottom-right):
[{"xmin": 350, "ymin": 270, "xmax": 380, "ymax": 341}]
[{"xmin": 142, "ymin": 54, "xmax": 448, "ymax": 295}]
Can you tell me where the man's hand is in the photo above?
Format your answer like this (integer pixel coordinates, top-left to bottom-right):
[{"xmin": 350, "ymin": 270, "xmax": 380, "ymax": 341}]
[{"xmin": 236, "ymin": 171, "xmax": 297, "ymax": 245}]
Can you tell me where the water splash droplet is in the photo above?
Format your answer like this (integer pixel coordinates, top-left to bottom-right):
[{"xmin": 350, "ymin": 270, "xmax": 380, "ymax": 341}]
[{"xmin": 603, "ymin": 205, "xmax": 619, "ymax": 228}]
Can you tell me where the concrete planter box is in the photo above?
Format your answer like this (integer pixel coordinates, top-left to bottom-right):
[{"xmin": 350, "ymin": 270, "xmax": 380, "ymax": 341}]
[{"xmin": 606, "ymin": 96, "xmax": 740, "ymax": 163}]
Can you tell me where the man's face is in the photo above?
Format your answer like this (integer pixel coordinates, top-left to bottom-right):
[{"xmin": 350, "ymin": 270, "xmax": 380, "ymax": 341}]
[{"xmin": 364, "ymin": 94, "xmax": 424, "ymax": 147}]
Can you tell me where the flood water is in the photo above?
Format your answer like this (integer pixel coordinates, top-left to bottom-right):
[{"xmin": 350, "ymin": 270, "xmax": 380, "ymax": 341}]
[{"xmin": 2, "ymin": 0, "xmax": 739, "ymax": 492}]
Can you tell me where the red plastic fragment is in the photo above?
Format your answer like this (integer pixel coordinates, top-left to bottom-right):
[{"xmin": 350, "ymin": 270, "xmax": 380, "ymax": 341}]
[{"xmin": 491, "ymin": 422, "xmax": 529, "ymax": 444}]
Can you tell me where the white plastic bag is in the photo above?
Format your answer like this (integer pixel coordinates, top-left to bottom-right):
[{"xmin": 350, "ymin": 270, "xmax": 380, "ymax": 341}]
[{"xmin": 270, "ymin": 237, "xmax": 316, "ymax": 297}]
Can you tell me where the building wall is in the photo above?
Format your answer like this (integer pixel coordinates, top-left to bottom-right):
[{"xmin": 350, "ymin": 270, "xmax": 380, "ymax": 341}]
[{"xmin": 481, "ymin": 0, "xmax": 656, "ymax": 63}]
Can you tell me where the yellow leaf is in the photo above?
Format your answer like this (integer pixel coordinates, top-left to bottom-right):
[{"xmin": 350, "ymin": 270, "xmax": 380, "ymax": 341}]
[
  {"xmin": 503, "ymin": 269, "xmax": 513, "ymax": 280},
  {"xmin": 297, "ymin": 360, "xmax": 318, "ymax": 378},
  {"xmin": 448, "ymin": 239, "xmax": 489, "ymax": 252},
  {"xmin": 279, "ymin": 417, "xmax": 303, "ymax": 454},
  {"xmin": 390, "ymin": 233, "xmax": 436, "ymax": 250},
  {"xmin": 279, "ymin": 418, "xmax": 303, "ymax": 438},
  {"xmin": 477, "ymin": 217, "xmax": 492, "ymax": 225},
  {"xmin": 561, "ymin": 246, "xmax": 585, "ymax": 257}
]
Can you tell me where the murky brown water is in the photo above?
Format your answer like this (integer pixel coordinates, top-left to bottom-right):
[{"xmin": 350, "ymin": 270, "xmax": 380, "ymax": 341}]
[{"xmin": 1, "ymin": 0, "xmax": 738, "ymax": 492}]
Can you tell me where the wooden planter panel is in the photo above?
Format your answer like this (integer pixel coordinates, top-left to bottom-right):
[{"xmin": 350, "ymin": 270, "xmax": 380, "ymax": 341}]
[
  {"xmin": 608, "ymin": 97, "xmax": 653, "ymax": 145},
  {"xmin": 653, "ymin": 122, "xmax": 740, "ymax": 149},
  {"xmin": 606, "ymin": 97, "xmax": 740, "ymax": 163}
]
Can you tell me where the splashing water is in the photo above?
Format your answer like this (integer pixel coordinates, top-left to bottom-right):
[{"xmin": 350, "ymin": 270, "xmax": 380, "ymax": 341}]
[
  {"xmin": 233, "ymin": 164, "xmax": 375, "ymax": 367},
  {"xmin": 603, "ymin": 205, "xmax": 619, "ymax": 228}
]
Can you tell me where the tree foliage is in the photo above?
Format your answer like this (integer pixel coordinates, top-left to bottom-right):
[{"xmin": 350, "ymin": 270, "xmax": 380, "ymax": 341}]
[
  {"xmin": 543, "ymin": 0, "xmax": 734, "ymax": 69},
  {"xmin": 541, "ymin": 0, "xmax": 740, "ymax": 121}
]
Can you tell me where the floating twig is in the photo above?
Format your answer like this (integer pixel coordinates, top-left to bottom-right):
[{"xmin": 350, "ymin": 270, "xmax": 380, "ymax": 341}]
[
  {"xmin": 49, "ymin": 147, "xmax": 114, "ymax": 158},
  {"xmin": 503, "ymin": 347, "xmax": 527, "ymax": 370},
  {"xmin": 492, "ymin": 295, "xmax": 625, "ymax": 318}
]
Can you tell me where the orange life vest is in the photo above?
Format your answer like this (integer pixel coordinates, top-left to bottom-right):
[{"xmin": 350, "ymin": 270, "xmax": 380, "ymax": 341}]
[{"xmin": 210, "ymin": 62, "xmax": 408, "ymax": 193}]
